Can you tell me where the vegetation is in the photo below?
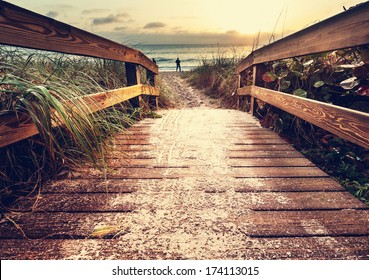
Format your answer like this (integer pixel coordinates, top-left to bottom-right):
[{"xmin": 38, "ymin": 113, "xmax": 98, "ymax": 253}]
[
  {"xmin": 183, "ymin": 52, "xmax": 243, "ymax": 108},
  {"xmin": 255, "ymin": 47, "xmax": 369, "ymax": 203},
  {"xmin": 0, "ymin": 47, "xmax": 151, "ymax": 210},
  {"xmin": 186, "ymin": 47, "xmax": 369, "ymax": 204}
]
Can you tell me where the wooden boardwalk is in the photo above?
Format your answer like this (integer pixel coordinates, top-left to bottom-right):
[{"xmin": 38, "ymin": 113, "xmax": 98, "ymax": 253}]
[{"xmin": 1, "ymin": 109, "xmax": 369, "ymax": 259}]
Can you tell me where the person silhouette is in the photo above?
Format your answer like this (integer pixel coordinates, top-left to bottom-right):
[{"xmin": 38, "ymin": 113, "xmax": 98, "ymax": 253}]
[{"xmin": 175, "ymin": 57, "xmax": 181, "ymax": 72}]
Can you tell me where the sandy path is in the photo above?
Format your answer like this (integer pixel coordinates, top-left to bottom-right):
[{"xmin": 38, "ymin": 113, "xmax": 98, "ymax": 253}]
[{"xmin": 159, "ymin": 72, "xmax": 221, "ymax": 108}]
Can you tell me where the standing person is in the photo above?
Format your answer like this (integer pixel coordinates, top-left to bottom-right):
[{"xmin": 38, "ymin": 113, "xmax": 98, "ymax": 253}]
[{"xmin": 175, "ymin": 57, "xmax": 181, "ymax": 72}]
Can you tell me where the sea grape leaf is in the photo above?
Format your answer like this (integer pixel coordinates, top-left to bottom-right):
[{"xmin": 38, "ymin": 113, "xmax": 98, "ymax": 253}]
[
  {"xmin": 314, "ymin": 81, "xmax": 325, "ymax": 88},
  {"xmin": 339, "ymin": 77, "xmax": 359, "ymax": 90},
  {"xmin": 293, "ymin": 88, "xmax": 307, "ymax": 98},
  {"xmin": 356, "ymin": 85, "xmax": 369, "ymax": 96},
  {"xmin": 262, "ymin": 72, "xmax": 277, "ymax": 82},
  {"xmin": 279, "ymin": 79, "xmax": 291, "ymax": 90}
]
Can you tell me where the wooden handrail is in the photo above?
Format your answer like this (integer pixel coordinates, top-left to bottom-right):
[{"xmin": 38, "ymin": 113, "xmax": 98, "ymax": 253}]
[
  {"xmin": 236, "ymin": 2, "xmax": 369, "ymax": 149},
  {"xmin": 0, "ymin": 1, "xmax": 158, "ymax": 74},
  {"xmin": 0, "ymin": 85, "xmax": 159, "ymax": 148},
  {"xmin": 238, "ymin": 86, "xmax": 369, "ymax": 149},
  {"xmin": 237, "ymin": 2, "xmax": 369, "ymax": 74},
  {"xmin": 0, "ymin": 1, "xmax": 159, "ymax": 148}
]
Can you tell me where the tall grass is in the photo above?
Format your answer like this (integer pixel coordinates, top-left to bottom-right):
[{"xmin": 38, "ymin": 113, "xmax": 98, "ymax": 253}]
[
  {"xmin": 0, "ymin": 47, "xmax": 136, "ymax": 210},
  {"xmin": 183, "ymin": 52, "xmax": 245, "ymax": 108}
]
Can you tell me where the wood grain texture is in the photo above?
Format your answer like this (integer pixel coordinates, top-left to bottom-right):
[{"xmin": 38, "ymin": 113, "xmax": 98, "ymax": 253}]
[
  {"xmin": 236, "ymin": 2, "xmax": 369, "ymax": 73},
  {"xmin": 0, "ymin": 85, "xmax": 159, "ymax": 148},
  {"xmin": 0, "ymin": 2, "xmax": 158, "ymax": 74},
  {"xmin": 2, "ymin": 237, "xmax": 368, "ymax": 259},
  {"xmin": 237, "ymin": 86, "xmax": 369, "ymax": 149},
  {"xmin": 237, "ymin": 210, "xmax": 369, "ymax": 237}
]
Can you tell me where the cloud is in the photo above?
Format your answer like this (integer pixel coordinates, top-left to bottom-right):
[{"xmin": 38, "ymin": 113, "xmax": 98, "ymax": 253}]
[
  {"xmin": 82, "ymin": 9, "xmax": 110, "ymax": 15},
  {"xmin": 99, "ymin": 29, "xmax": 271, "ymax": 46},
  {"xmin": 114, "ymin": 26, "xmax": 127, "ymax": 31},
  {"xmin": 226, "ymin": 30, "xmax": 239, "ymax": 35},
  {"xmin": 45, "ymin": 11, "xmax": 58, "ymax": 18},
  {"xmin": 143, "ymin": 22, "xmax": 166, "ymax": 29},
  {"xmin": 92, "ymin": 13, "xmax": 130, "ymax": 25}
]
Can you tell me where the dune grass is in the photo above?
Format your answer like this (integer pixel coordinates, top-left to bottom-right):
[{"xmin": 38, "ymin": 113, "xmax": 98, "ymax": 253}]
[
  {"xmin": 0, "ymin": 46, "xmax": 142, "ymax": 210},
  {"xmin": 183, "ymin": 54, "xmax": 242, "ymax": 108}
]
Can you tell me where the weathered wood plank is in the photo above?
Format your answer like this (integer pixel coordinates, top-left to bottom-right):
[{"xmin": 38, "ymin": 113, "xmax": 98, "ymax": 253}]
[
  {"xmin": 0, "ymin": 85, "xmax": 159, "ymax": 148},
  {"xmin": 233, "ymin": 177, "xmax": 344, "ymax": 192},
  {"xmin": 10, "ymin": 193, "xmax": 136, "ymax": 212},
  {"xmin": 228, "ymin": 157, "xmax": 315, "ymax": 167},
  {"xmin": 45, "ymin": 179, "xmax": 139, "ymax": 193},
  {"xmin": 45, "ymin": 177, "xmax": 344, "ymax": 194},
  {"xmin": 233, "ymin": 138, "xmax": 288, "ymax": 145},
  {"xmin": 1, "ymin": 236, "xmax": 369, "ymax": 259},
  {"xmin": 236, "ymin": 210, "xmax": 369, "ymax": 237},
  {"xmin": 67, "ymin": 166, "xmax": 327, "ymax": 179},
  {"xmin": 229, "ymin": 150, "xmax": 305, "ymax": 158},
  {"xmin": 11, "ymin": 191, "xmax": 365, "ymax": 213},
  {"xmin": 0, "ymin": 213, "xmax": 129, "ymax": 239},
  {"xmin": 229, "ymin": 145, "xmax": 296, "ymax": 151},
  {"xmin": 237, "ymin": 86, "xmax": 369, "ymax": 149},
  {"xmin": 236, "ymin": 2, "xmax": 369, "ymax": 73},
  {"xmin": 0, "ymin": 2, "xmax": 158, "ymax": 74},
  {"xmin": 231, "ymin": 167, "xmax": 328, "ymax": 178}
]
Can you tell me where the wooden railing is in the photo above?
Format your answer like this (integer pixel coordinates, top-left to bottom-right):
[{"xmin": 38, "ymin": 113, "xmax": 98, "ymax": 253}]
[
  {"xmin": 0, "ymin": 1, "xmax": 159, "ymax": 148},
  {"xmin": 236, "ymin": 2, "xmax": 369, "ymax": 149}
]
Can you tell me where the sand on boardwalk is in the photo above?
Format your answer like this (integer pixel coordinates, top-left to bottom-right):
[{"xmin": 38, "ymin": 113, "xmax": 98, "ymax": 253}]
[{"xmin": 158, "ymin": 72, "xmax": 222, "ymax": 108}]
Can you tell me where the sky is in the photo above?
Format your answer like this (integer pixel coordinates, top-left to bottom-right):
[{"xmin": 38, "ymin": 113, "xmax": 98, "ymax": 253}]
[{"xmin": 5, "ymin": 0, "xmax": 367, "ymax": 46}]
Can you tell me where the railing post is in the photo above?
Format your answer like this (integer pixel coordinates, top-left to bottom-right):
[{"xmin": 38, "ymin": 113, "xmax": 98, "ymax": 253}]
[
  {"xmin": 146, "ymin": 70, "xmax": 158, "ymax": 110},
  {"xmin": 237, "ymin": 74, "xmax": 241, "ymax": 109},
  {"xmin": 125, "ymin": 62, "xmax": 142, "ymax": 108},
  {"xmin": 250, "ymin": 65, "xmax": 257, "ymax": 116}
]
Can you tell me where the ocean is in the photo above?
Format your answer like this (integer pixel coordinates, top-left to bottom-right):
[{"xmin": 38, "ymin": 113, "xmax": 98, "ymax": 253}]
[{"xmin": 135, "ymin": 44, "xmax": 251, "ymax": 72}]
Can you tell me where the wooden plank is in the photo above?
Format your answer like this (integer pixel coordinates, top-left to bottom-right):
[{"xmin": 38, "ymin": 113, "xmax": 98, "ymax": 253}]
[
  {"xmin": 229, "ymin": 150, "xmax": 304, "ymax": 158},
  {"xmin": 233, "ymin": 177, "xmax": 345, "ymax": 192},
  {"xmin": 9, "ymin": 194, "xmax": 136, "ymax": 212},
  {"xmin": 233, "ymin": 139, "xmax": 288, "ymax": 145},
  {"xmin": 237, "ymin": 86, "xmax": 369, "ymax": 149},
  {"xmin": 0, "ymin": 85, "xmax": 158, "ymax": 148},
  {"xmin": 229, "ymin": 145, "xmax": 296, "ymax": 151},
  {"xmin": 67, "ymin": 166, "xmax": 327, "ymax": 179},
  {"xmin": 12, "ymin": 191, "xmax": 364, "ymax": 213},
  {"xmin": 231, "ymin": 167, "xmax": 328, "ymax": 178},
  {"xmin": 0, "ymin": 212, "xmax": 129, "ymax": 239},
  {"xmin": 236, "ymin": 2, "xmax": 369, "ymax": 73},
  {"xmin": 228, "ymin": 157, "xmax": 315, "ymax": 167},
  {"xmin": 244, "ymin": 192, "xmax": 368, "ymax": 211},
  {"xmin": 2, "ymin": 237, "xmax": 368, "ymax": 259},
  {"xmin": 236, "ymin": 210, "xmax": 369, "ymax": 237},
  {"xmin": 0, "ymin": 2, "xmax": 158, "ymax": 74},
  {"xmin": 45, "ymin": 179, "xmax": 139, "ymax": 193}
]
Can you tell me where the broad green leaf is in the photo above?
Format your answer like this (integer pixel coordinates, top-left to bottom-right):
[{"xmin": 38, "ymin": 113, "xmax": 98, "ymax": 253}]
[
  {"xmin": 293, "ymin": 88, "xmax": 307, "ymax": 98},
  {"xmin": 262, "ymin": 72, "xmax": 277, "ymax": 82},
  {"xmin": 279, "ymin": 79, "xmax": 291, "ymax": 90},
  {"xmin": 339, "ymin": 77, "xmax": 359, "ymax": 90},
  {"xmin": 314, "ymin": 81, "xmax": 325, "ymax": 88}
]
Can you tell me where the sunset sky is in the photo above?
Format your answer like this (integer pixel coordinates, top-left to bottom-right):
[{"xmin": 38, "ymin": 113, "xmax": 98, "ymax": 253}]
[{"xmin": 5, "ymin": 0, "xmax": 366, "ymax": 46}]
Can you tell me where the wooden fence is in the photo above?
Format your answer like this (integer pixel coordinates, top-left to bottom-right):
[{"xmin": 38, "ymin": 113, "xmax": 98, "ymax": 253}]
[
  {"xmin": 236, "ymin": 2, "xmax": 369, "ymax": 150},
  {"xmin": 0, "ymin": 1, "xmax": 159, "ymax": 148}
]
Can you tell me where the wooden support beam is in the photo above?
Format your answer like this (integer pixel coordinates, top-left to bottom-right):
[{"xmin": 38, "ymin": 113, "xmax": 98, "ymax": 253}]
[{"xmin": 237, "ymin": 86, "xmax": 369, "ymax": 149}]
